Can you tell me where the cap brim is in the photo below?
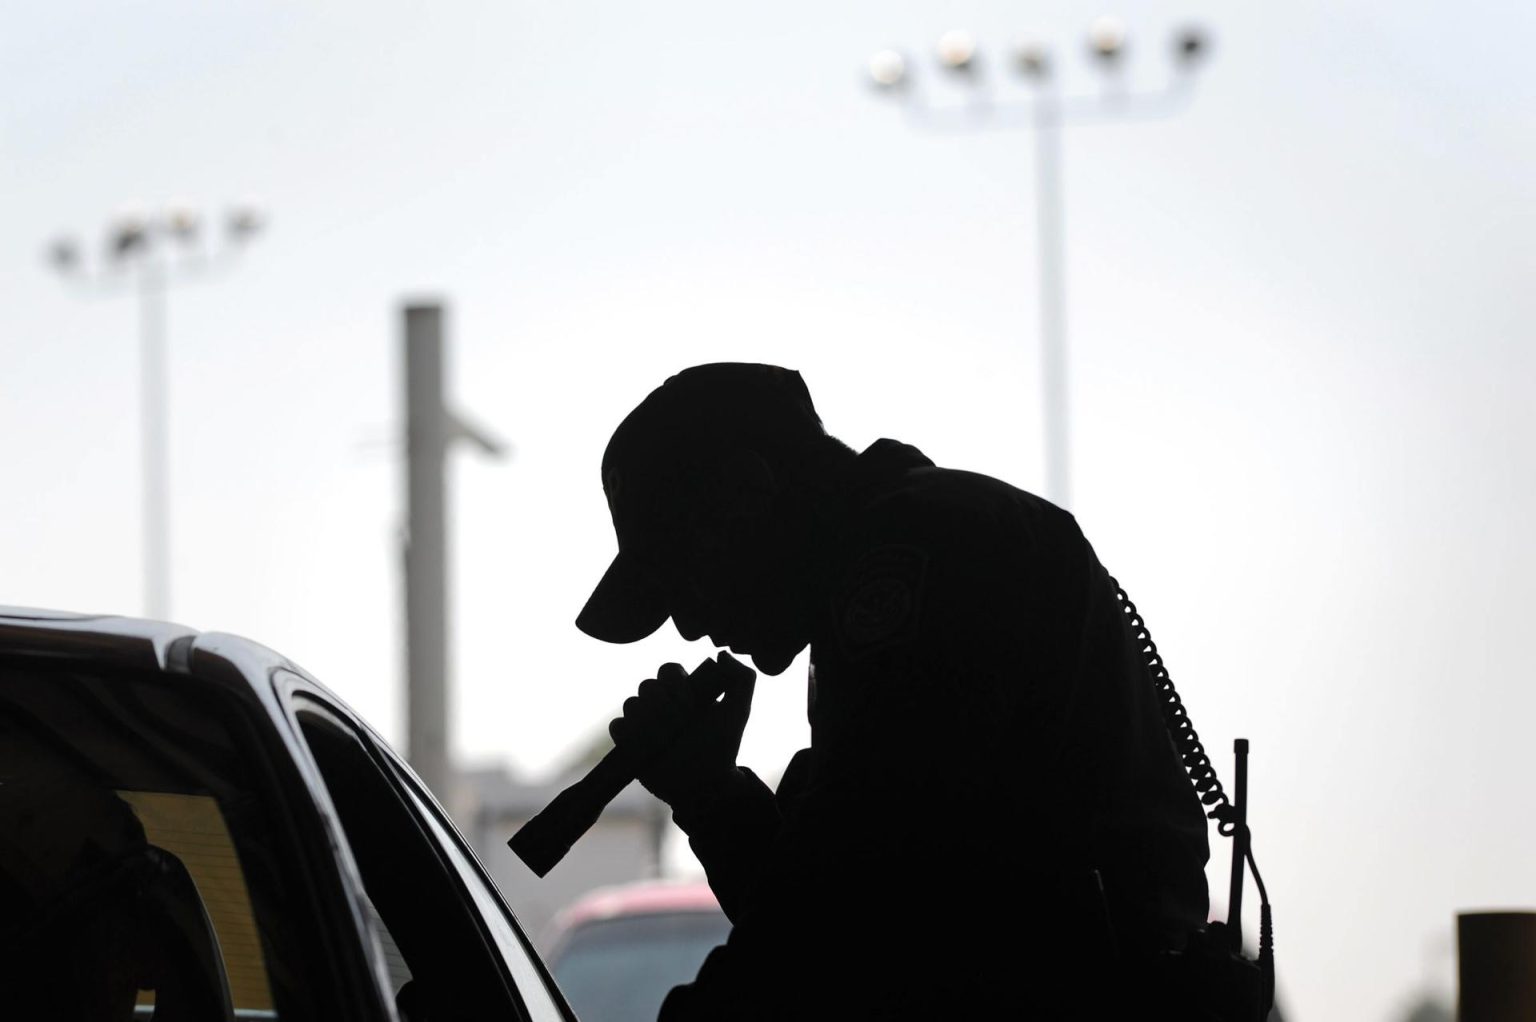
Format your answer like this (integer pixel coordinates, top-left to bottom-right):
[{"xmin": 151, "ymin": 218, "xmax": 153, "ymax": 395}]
[{"xmin": 576, "ymin": 552, "xmax": 670, "ymax": 643}]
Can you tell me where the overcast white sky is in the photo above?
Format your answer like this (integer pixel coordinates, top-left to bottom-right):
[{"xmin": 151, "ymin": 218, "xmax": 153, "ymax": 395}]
[{"xmin": 5, "ymin": 1, "xmax": 1534, "ymax": 1017}]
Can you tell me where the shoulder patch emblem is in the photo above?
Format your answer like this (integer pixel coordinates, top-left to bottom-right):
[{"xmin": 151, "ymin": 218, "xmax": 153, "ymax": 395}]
[{"xmin": 838, "ymin": 545, "xmax": 927, "ymax": 659}]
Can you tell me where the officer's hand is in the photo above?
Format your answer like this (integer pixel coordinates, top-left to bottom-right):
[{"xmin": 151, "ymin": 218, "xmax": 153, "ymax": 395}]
[{"xmin": 609, "ymin": 654, "xmax": 756, "ymax": 816}]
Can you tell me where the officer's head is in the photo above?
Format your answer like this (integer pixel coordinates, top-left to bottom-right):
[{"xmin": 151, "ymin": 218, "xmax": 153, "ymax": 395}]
[{"xmin": 576, "ymin": 363, "xmax": 852, "ymax": 675}]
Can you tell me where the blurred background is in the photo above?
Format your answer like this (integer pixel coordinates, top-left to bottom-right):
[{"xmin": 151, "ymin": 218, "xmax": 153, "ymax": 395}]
[{"xmin": 5, "ymin": 1, "xmax": 1532, "ymax": 1018}]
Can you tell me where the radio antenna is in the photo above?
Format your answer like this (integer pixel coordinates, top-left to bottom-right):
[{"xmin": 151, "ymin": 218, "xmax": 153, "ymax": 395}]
[{"xmin": 1228, "ymin": 739, "xmax": 1249, "ymax": 949}]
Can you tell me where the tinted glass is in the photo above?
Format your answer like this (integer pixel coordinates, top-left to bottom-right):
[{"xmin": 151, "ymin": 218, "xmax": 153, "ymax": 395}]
[
  {"xmin": 298, "ymin": 706, "xmax": 530, "ymax": 1021},
  {"xmin": 118, "ymin": 791, "xmax": 275, "ymax": 1017},
  {"xmin": 0, "ymin": 662, "xmax": 322, "ymax": 1022},
  {"xmin": 386, "ymin": 768, "xmax": 569, "ymax": 1022}
]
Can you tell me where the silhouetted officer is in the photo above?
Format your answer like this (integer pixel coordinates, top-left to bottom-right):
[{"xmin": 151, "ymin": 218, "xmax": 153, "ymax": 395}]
[{"xmin": 578, "ymin": 363, "xmax": 1210, "ymax": 1019}]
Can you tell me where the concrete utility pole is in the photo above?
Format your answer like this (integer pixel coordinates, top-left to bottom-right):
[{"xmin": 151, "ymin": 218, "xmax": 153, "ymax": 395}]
[
  {"xmin": 865, "ymin": 21, "xmax": 1210, "ymax": 509},
  {"xmin": 402, "ymin": 302, "xmax": 507, "ymax": 805},
  {"xmin": 1458, "ymin": 911, "xmax": 1536, "ymax": 1021}
]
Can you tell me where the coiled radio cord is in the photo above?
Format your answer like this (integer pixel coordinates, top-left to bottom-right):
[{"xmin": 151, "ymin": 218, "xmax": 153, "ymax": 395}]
[
  {"xmin": 1109, "ymin": 578, "xmax": 1237, "ymax": 836},
  {"xmin": 1109, "ymin": 576, "xmax": 1275, "ymax": 1014}
]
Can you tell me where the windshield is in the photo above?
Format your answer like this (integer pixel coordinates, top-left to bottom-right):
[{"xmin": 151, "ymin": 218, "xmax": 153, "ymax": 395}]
[{"xmin": 549, "ymin": 911, "xmax": 731, "ymax": 1022}]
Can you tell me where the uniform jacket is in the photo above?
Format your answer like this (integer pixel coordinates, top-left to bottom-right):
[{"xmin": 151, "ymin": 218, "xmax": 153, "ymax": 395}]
[{"xmin": 661, "ymin": 439, "xmax": 1210, "ymax": 1019}]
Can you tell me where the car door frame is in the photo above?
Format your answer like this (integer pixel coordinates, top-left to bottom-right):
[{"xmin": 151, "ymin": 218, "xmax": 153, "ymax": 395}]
[
  {"xmin": 185, "ymin": 631, "xmax": 402, "ymax": 1022},
  {"xmin": 273, "ymin": 669, "xmax": 576, "ymax": 1022}
]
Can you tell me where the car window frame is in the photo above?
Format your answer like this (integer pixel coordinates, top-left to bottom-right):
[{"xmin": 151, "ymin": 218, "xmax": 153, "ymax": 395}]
[
  {"xmin": 279, "ymin": 677, "xmax": 574, "ymax": 1022},
  {"xmin": 380, "ymin": 756, "xmax": 573, "ymax": 1022}
]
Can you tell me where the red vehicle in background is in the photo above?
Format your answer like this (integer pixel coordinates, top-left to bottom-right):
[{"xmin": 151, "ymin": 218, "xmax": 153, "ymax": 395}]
[{"xmin": 544, "ymin": 880, "xmax": 731, "ymax": 1022}]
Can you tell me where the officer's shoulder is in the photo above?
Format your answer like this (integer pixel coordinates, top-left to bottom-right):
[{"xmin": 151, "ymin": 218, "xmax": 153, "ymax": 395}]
[
  {"xmin": 828, "ymin": 467, "xmax": 1069, "ymax": 658},
  {"xmin": 858, "ymin": 464, "xmax": 1078, "ymax": 548}
]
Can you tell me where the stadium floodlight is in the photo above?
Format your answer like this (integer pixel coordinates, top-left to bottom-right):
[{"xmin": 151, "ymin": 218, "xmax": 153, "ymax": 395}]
[
  {"xmin": 859, "ymin": 17, "xmax": 1212, "ymax": 510},
  {"xmin": 1087, "ymin": 16, "xmax": 1128, "ymax": 63},
  {"xmin": 227, "ymin": 205, "xmax": 264, "ymax": 241},
  {"xmin": 166, "ymin": 207, "xmax": 201, "ymax": 244},
  {"xmin": 48, "ymin": 238, "xmax": 80, "ymax": 273},
  {"xmin": 936, "ymin": 30, "xmax": 978, "ymax": 73},
  {"xmin": 1014, "ymin": 40, "xmax": 1051, "ymax": 80},
  {"xmin": 867, "ymin": 49, "xmax": 908, "ymax": 90},
  {"xmin": 1173, "ymin": 26, "xmax": 1209, "ymax": 68}
]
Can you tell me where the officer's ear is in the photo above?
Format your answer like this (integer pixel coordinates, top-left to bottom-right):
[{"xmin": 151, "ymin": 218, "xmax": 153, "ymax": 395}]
[{"xmin": 717, "ymin": 447, "xmax": 777, "ymax": 519}]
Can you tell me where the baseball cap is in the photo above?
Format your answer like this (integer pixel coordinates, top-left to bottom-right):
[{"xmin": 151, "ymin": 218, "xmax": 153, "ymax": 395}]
[{"xmin": 576, "ymin": 363, "xmax": 825, "ymax": 643}]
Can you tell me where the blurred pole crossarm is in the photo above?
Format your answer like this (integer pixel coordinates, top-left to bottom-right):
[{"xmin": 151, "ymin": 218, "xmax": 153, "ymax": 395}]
[
  {"xmin": 44, "ymin": 204, "xmax": 266, "ymax": 620},
  {"xmin": 401, "ymin": 301, "xmax": 508, "ymax": 810},
  {"xmin": 865, "ymin": 22, "xmax": 1211, "ymax": 509}
]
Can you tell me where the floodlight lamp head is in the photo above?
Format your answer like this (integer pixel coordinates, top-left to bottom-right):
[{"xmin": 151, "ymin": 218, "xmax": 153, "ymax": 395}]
[
  {"xmin": 227, "ymin": 206, "xmax": 264, "ymax": 241},
  {"xmin": 1088, "ymin": 16, "xmax": 1127, "ymax": 64},
  {"xmin": 867, "ymin": 49, "xmax": 908, "ymax": 90},
  {"xmin": 166, "ymin": 207, "xmax": 200, "ymax": 243},
  {"xmin": 935, "ymin": 30, "xmax": 978, "ymax": 74},
  {"xmin": 1013, "ymin": 40, "xmax": 1051, "ymax": 80},
  {"xmin": 1173, "ymin": 26, "xmax": 1209, "ymax": 68},
  {"xmin": 48, "ymin": 237, "xmax": 80, "ymax": 274},
  {"xmin": 110, "ymin": 217, "xmax": 148, "ymax": 261}
]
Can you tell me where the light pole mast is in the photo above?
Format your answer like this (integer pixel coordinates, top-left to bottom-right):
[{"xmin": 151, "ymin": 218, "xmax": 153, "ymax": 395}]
[
  {"xmin": 866, "ymin": 20, "xmax": 1210, "ymax": 509},
  {"xmin": 1033, "ymin": 83, "xmax": 1070, "ymax": 507},
  {"xmin": 139, "ymin": 256, "xmax": 170, "ymax": 618},
  {"xmin": 47, "ymin": 205, "xmax": 265, "ymax": 619}
]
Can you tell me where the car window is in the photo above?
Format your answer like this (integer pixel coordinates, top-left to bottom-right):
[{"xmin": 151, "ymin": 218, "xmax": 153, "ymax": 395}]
[
  {"xmin": 0, "ymin": 661, "xmax": 331, "ymax": 1022},
  {"xmin": 117, "ymin": 790, "xmax": 277, "ymax": 1018},
  {"xmin": 295, "ymin": 701, "xmax": 553, "ymax": 1022},
  {"xmin": 382, "ymin": 758, "xmax": 569, "ymax": 1022}
]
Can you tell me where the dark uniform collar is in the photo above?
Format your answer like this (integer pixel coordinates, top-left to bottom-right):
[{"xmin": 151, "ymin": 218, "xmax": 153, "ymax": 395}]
[
  {"xmin": 820, "ymin": 438, "xmax": 935, "ymax": 548},
  {"xmin": 808, "ymin": 438, "xmax": 935, "ymax": 617},
  {"xmin": 839, "ymin": 439, "xmax": 935, "ymax": 503},
  {"xmin": 806, "ymin": 439, "xmax": 934, "ymax": 727}
]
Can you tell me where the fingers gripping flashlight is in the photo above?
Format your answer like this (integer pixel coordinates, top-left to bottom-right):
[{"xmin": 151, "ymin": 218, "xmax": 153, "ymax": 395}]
[{"xmin": 509, "ymin": 652, "xmax": 754, "ymax": 877}]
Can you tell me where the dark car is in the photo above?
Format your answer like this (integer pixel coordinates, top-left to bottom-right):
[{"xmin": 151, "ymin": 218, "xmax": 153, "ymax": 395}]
[
  {"xmin": 544, "ymin": 880, "xmax": 731, "ymax": 1022},
  {"xmin": 0, "ymin": 607, "xmax": 575, "ymax": 1022}
]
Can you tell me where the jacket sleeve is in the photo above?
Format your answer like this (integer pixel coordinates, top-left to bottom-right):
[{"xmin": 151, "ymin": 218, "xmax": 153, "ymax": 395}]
[
  {"xmin": 671, "ymin": 749, "xmax": 816, "ymax": 924},
  {"xmin": 657, "ymin": 667, "xmax": 1013, "ymax": 1021}
]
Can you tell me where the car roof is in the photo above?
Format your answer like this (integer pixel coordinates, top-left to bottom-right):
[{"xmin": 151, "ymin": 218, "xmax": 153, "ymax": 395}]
[
  {"xmin": 551, "ymin": 879, "xmax": 722, "ymax": 932},
  {"xmin": 0, "ymin": 605, "xmax": 198, "ymax": 669},
  {"xmin": 0, "ymin": 605, "xmax": 378, "ymax": 754}
]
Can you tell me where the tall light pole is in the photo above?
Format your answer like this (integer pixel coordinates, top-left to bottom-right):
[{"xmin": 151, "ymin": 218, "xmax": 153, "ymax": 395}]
[
  {"xmin": 866, "ymin": 20, "xmax": 1210, "ymax": 509},
  {"xmin": 46, "ymin": 204, "xmax": 265, "ymax": 619}
]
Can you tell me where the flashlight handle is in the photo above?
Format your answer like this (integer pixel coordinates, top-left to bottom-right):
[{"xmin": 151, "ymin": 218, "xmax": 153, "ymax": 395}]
[
  {"xmin": 508, "ymin": 745, "xmax": 639, "ymax": 878},
  {"xmin": 508, "ymin": 652, "xmax": 749, "ymax": 877}
]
